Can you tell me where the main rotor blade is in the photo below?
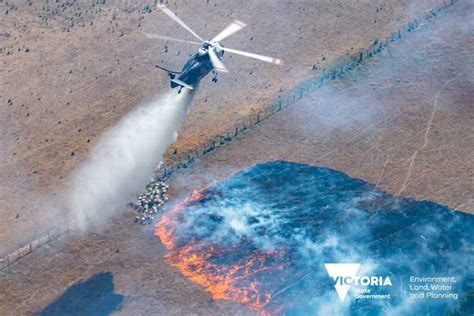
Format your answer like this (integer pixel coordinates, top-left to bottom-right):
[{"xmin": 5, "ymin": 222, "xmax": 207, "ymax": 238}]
[
  {"xmin": 220, "ymin": 46, "xmax": 282, "ymax": 65},
  {"xmin": 157, "ymin": 5, "xmax": 204, "ymax": 42},
  {"xmin": 208, "ymin": 47, "xmax": 228, "ymax": 73},
  {"xmin": 211, "ymin": 20, "xmax": 247, "ymax": 43},
  {"xmin": 145, "ymin": 33, "xmax": 202, "ymax": 45}
]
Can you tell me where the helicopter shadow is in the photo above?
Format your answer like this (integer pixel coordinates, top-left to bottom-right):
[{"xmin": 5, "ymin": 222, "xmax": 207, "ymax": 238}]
[{"xmin": 36, "ymin": 272, "xmax": 123, "ymax": 316}]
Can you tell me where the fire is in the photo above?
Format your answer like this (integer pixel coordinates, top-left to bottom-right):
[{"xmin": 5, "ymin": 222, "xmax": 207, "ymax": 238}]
[
  {"xmin": 155, "ymin": 189, "xmax": 205, "ymax": 249},
  {"xmin": 164, "ymin": 243, "xmax": 283, "ymax": 309},
  {"xmin": 155, "ymin": 189, "xmax": 288, "ymax": 314},
  {"xmin": 152, "ymin": 161, "xmax": 474, "ymax": 315}
]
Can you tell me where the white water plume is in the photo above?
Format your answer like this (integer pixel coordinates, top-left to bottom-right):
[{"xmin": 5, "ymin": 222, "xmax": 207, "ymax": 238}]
[{"xmin": 68, "ymin": 89, "xmax": 195, "ymax": 230}]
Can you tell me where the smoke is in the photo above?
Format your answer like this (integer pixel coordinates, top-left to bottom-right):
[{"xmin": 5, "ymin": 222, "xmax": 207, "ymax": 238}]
[
  {"xmin": 68, "ymin": 89, "xmax": 195, "ymax": 231},
  {"xmin": 156, "ymin": 161, "xmax": 473, "ymax": 314}
]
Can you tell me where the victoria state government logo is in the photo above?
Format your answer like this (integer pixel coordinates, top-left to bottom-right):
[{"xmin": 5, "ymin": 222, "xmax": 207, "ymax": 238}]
[{"xmin": 324, "ymin": 263, "xmax": 393, "ymax": 302}]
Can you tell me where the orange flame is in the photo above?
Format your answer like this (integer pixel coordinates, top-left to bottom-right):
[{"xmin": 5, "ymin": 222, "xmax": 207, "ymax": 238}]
[
  {"xmin": 155, "ymin": 189, "xmax": 288, "ymax": 314},
  {"xmin": 164, "ymin": 243, "xmax": 284, "ymax": 310},
  {"xmin": 155, "ymin": 189, "xmax": 205, "ymax": 249}
]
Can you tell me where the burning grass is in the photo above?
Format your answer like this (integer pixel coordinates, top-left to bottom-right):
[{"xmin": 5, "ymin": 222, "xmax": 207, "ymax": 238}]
[
  {"xmin": 156, "ymin": 189, "xmax": 288, "ymax": 312},
  {"xmin": 155, "ymin": 161, "xmax": 473, "ymax": 315}
]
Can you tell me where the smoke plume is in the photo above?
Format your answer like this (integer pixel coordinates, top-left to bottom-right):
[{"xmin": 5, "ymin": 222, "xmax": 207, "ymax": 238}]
[{"xmin": 68, "ymin": 89, "xmax": 195, "ymax": 230}]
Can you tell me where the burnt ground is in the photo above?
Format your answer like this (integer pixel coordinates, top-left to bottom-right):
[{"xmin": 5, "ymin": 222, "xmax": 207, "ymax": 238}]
[
  {"xmin": 0, "ymin": 0, "xmax": 449, "ymax": 257},
  {"xmin": 156, "ymin": 161, "xmax": 473, "ymax": 315},
  {"xmin": 0, "ymin": 0, "xmax": 473, "ymax": 315}
]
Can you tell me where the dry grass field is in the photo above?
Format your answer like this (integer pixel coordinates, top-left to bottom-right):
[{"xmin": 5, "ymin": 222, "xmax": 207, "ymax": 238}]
[
  {"xmin": 0, "ymin": 0, "xmax": 472, "ymax": 315},
  {"xmin": 1, "ymin": 0, "xmax": 448, "ymax": 256}
]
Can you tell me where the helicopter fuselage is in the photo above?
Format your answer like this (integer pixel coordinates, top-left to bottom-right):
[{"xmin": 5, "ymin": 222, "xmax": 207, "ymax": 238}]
[
  {"xmin": 155, "ymin": 43, "xmax": 224, "ymax": 92},
  {"xmin": 173, "ymin": 52, "xmax": 213, "ymax": 89}
]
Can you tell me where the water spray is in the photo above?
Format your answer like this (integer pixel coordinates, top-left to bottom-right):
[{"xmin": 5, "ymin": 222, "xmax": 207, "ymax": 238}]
[{"xmin": 68, "ymin": 89, "xmax": 195, "ymax": 231}]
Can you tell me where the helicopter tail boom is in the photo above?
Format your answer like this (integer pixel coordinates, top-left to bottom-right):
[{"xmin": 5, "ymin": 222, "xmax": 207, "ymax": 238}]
[{"xmin": 155, "ymin": 64, "xmax": 182, "ymax": 75}]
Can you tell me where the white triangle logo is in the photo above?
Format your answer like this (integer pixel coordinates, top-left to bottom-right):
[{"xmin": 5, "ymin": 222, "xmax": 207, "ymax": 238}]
[{"xmin": 324, "ymin": 263, "xmax": 361, "ymax": 302}]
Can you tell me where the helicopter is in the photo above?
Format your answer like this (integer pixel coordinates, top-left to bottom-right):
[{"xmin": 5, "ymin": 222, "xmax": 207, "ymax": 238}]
[{"xmin": 146, "ymin": 5, "xmax": 282, "ymax": 93}]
